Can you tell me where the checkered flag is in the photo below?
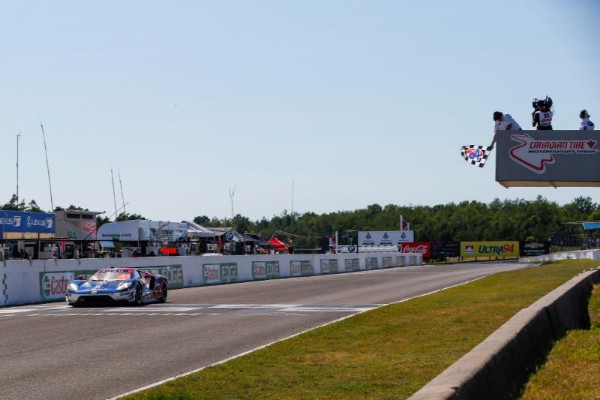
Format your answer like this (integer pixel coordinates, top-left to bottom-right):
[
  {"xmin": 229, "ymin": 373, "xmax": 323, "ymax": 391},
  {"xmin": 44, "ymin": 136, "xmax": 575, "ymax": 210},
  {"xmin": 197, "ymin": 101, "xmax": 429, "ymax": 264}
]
[{"xmin": 461, "ymin": 145, "xmax": 493, "ymax": 168}]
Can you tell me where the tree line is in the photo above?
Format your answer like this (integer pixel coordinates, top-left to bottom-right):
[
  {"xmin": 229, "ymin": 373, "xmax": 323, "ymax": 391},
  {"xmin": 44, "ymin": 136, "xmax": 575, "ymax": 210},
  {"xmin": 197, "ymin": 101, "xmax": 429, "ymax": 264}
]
[{"xmin": 3, "ymin": 194, "xmax": 599, "ymax": 249}]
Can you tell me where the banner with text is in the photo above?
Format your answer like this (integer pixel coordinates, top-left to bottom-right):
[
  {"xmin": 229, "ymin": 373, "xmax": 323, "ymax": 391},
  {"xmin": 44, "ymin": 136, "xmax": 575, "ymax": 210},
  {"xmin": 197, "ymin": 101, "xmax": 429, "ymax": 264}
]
[
  {"xmin": 460, "ymin": 241, "xmax": 520, "ymax": 258},
  {"xmin": 496, "ymin": 130, "xmax": 600, "ymax": 187},
  {"xmin": 358, "ymin": 230, "xmax": 414, "ymax": 245},
  {"xmin": 400, "ymin": 242, "xmax": 432, "ymax": 258},
  {"xmin": 0, "ymin": 211, "xmax": 56, "ymax": 234}
]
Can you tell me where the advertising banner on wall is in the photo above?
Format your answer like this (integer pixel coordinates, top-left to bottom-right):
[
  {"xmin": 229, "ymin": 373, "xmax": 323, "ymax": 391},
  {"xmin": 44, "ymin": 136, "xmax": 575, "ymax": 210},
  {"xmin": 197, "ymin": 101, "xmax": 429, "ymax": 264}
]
[
  {"xmin": 203, "ymin": 263, "xmax": 238, "ymax": 284},
  {"xmin": 521, "ymin": 241, "xmax": 550, "ymax": 257},
  {"xmin": 143, "ymin": 265, "xmax": 184, "ymax": 288},
  {"xmin": 344, "ymin": 258, "xmax": 360, "ymax": 272},
  {"xmin": 0, "ymin": 211, "xmax": 55, "ymax": 235},
  {"xmin": 460, "ymin": 241, "xmax": 520, "ymax": 258},
  {"xmin": 430, "ymin": 242, "xmax": 460, "ymax": 259},
  {"xmin": 252, "ymin": 261, "xmax": 280, "ymax": 279},
  {"xmin": 290, "ymin": 260, "xmax": 313, "ymax": 276},
  {"xmin": 320, "ymin": 259, "xmax": 339, "ymax": 274},
  {"xmin": 358, "ymin": 230, "xmax": 414, "ymax": 245},
  {"xmin": 496, "ymin": 131, "xmax": 600, "ymax": 187},
  {"xmin": 400, "ymin": 242, "xmax": 432, "ymax": 258}
]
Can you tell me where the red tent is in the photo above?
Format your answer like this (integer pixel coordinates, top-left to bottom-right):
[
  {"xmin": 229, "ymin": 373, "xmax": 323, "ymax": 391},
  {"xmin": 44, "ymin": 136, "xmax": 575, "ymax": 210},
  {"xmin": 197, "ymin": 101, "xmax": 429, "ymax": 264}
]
[{"xmin": 268, "ymin": 236, "xmax": 286, "ymax": 251}]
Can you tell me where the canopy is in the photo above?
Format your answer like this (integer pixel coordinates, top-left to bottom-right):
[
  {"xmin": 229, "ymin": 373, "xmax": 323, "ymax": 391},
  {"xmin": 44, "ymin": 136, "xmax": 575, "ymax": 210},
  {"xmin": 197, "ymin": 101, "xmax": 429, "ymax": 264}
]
[
  {"xmin": 268, "ymin": 236, "xmax": 286, "ymax": 251},
  {"xmin": 244, "ymin": 233, "xmax": 274, "ymax": 247},
  {"xmin": 182, "ymin": 221, "xmax": 215, "ymax": 238},
  {"xmin": 582, "ymin": 222, "xmax": 600, "ymax": 230},
  {"xmin": 207, "ymin": 227, "xmax": 244, "ymax": 242}
]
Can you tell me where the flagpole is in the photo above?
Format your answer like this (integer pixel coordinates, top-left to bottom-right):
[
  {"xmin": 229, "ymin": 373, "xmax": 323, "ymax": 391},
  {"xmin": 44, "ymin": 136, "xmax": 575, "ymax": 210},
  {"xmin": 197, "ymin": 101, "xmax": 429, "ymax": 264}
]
[{"xmin": 335, "ymin": 230, "xmax": 339, "ymax": 254}]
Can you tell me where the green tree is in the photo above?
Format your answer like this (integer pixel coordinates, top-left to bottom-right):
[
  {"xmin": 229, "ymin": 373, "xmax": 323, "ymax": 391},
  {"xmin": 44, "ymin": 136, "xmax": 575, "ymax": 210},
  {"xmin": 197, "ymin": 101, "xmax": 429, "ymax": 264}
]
[
  {"xmin": 116, "ymin": 212, "xmax": 146, "ymax": 221},
  {"xmin": 193, "ymin": 215, "xmax": 211, "ymax": 226}
]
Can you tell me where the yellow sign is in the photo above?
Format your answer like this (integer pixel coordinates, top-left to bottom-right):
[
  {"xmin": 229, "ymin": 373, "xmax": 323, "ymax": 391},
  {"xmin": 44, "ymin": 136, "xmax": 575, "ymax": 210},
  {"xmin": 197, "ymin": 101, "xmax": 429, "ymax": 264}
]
[{"xmin": 460, "ymin": 241, "xmax": 520, "ymax": 258}]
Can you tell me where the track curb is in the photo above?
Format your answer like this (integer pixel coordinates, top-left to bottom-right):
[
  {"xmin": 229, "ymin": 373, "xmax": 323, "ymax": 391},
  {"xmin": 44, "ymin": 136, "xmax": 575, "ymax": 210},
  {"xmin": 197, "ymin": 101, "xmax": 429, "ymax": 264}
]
[{"xmin": 409, "ymin": 268, "xmax": 600, "ymax": 400}]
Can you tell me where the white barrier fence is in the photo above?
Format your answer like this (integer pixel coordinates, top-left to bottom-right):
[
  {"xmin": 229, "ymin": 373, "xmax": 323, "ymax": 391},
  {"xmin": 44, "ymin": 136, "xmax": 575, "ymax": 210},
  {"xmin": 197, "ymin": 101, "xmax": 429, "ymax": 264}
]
[
  {"xmin": 520, "ymin": 249, "xmax": 600, "ymax": 263},
  {"xmin": 0, "ymin": 252, "xmax": 422, "ymax": 307}
]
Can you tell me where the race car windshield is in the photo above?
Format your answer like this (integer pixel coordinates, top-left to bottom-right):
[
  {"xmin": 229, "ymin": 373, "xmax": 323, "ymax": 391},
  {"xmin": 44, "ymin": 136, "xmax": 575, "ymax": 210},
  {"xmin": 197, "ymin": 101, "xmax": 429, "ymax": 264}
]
[{"xmin": 90, "ymin": 270, "xmax": 133, "ymax": 281}]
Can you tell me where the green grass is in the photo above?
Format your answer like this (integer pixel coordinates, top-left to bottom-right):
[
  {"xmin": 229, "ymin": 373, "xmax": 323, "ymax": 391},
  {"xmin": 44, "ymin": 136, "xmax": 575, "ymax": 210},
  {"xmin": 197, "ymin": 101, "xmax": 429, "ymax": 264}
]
[
  {"xmin": 520, "ymin": 283, "xmax": 600, "ymax": 400},
  {"xmin": 124, "ymin": 260, "xmax": 600, "ymax": 400}
]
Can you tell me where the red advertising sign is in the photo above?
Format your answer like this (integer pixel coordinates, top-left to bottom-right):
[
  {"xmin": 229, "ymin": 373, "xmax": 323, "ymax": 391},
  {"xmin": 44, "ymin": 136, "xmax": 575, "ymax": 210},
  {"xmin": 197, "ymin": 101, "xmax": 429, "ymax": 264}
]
[{"xmin": 400, "ymin": 242, "xmax": 431, "ymax": 258}]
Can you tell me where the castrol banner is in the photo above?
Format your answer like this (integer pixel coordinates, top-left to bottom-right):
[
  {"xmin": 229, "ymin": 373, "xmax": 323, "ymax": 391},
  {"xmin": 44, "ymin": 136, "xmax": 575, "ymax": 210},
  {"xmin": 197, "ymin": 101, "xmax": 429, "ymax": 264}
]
[
  {"xmin": 39, "ymin": 272, "xmax": 75, "ymax": 301},
  {"xmin": 39, "ymin": 270, "xmax": 99, "ymax": 301},
  {"xmin": 400, "ymin": 242, "xmax": 431, "ymax": 258}
]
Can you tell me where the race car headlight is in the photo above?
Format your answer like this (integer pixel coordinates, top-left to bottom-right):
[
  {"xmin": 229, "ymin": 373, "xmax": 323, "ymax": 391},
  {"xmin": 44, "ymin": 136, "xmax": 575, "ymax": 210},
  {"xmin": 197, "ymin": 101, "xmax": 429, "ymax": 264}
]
[
  {"xmin": 67, "ymin": 283, "xmax": 79, "ymax": 292},
  {"xmin": 117, "ymin": 282, "xmax": 134, "ymax": 291}
]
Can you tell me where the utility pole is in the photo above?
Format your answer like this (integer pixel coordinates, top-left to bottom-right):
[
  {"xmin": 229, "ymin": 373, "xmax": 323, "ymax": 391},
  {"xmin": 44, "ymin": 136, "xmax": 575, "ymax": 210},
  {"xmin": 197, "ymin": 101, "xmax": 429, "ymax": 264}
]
[
  {"xmin": 118, "ymin": 169, "xmax": 126, "ymax": 215},
  {"xmin": 111, "ymin": 168, "xmax": 118, "ymax": 221},
  {"xmin": 40, "ymin": 123, "xmax": 54, "ymax": 211},
  {"xmin": 229, "ymin": 186, "xmax": 236, "ymax": 220},
  {"xmin": 16, "ymin": 131, "xmax": 21, "ymax": 207},
  {"xmin": 290, "ymin": 179, "xmax": 294, "ymax": 234}
]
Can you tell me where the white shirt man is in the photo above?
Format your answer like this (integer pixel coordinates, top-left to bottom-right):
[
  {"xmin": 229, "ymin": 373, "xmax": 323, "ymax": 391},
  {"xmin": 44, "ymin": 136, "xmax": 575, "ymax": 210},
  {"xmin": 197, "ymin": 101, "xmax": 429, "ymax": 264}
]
[
  {"xmin": 579, "ymin": 110, "xmax": 595, "ymax": 130},
  {"xmin": 494, "ymin": 113, "xmax": 522, "ymax": 132},
  {"xmin": 491, "ymin": 111, "xmax": 522, "ymax": 148}
]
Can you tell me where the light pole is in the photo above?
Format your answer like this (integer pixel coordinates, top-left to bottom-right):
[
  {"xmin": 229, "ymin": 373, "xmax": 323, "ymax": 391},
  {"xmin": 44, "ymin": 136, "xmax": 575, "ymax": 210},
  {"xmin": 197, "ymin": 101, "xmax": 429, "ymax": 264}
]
[{"xmin": 16, "ymin": 132, "xmax": 21, "ymax": 207}]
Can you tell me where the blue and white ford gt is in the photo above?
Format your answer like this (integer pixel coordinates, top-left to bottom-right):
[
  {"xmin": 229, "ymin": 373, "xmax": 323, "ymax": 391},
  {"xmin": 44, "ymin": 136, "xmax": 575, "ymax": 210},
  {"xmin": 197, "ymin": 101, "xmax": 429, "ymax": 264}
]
[{"xmin": 66, "ymin": 267, "xmax": 168, "ymax": 306}]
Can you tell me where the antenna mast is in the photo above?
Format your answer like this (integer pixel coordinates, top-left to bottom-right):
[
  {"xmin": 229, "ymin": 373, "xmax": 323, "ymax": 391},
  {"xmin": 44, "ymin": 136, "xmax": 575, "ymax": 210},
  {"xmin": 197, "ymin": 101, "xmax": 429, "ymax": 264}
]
[
  {"xmin": 118, "ymin": 169, "xmax": 126, "ymax": 215},
  {"xmin": 111, "ymin": 168, "xmax": 118, "ymax": 221},
  {"xmin": 229, "ymin": 186, "xmax": 236, "ymax": 220},
  {"xmin": 40, "ymin": 123, "xmax": 54, "ymax": 211},
  {"xmin": 16, "ymin": 131, "xmax": 22, "ymax": 207},
  {"xmin": 290, "ymin": 179, "xmax": 294, "ymax": 234}
]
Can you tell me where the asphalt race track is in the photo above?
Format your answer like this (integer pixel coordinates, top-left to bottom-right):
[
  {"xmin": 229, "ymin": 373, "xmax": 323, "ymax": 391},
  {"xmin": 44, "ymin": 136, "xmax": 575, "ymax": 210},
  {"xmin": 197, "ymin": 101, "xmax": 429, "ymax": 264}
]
[{"xmin": 0, "ymin": 262, "xmax": 531, "ymax": 400}]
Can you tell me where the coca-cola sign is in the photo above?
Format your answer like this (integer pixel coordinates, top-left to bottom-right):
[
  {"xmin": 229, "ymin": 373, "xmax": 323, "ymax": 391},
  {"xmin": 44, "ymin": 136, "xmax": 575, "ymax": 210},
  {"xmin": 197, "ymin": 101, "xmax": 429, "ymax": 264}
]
[{"xmin": 400, "ymin": 242, "xmax": 431, "ymax": 258}]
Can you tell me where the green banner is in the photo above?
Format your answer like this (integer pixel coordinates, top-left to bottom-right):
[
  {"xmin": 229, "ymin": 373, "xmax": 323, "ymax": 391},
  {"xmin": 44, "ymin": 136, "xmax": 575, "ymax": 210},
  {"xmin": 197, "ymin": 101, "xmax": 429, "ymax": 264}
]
[
  {"xmin": 365, "ymin": 257, "xmax": 379, "ymax": 270},
  {"xmin": 143, "ymin": 265, "xmax": 184, "ymax": 288},
  {"xmin": 344, "ymin": 258, "xmax": 360, "ymax": 272},
  {"xmin": 320, "ymin": 259, "xmax": 339, "ymax": 274},
  {"xmin": 252, "ymin": 261, "xmax": 280, "ymax": 279}
]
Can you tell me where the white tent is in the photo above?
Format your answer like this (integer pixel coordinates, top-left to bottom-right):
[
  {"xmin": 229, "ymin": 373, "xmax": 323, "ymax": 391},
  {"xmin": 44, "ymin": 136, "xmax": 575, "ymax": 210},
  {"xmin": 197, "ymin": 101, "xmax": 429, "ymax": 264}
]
[
  {"xmin": 182, "ymin": 221, "xmax": 215, "ymax": 238},
  {"xmin": 97, "ymin": 220, "xmax": 188, "ymax": 242}
]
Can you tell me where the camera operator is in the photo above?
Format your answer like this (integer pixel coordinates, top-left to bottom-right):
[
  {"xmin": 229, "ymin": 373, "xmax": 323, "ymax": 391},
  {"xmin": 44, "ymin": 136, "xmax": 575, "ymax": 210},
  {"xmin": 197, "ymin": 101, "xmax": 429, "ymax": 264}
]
[
  {"xmin": 532, "ymin": 97, "xmax": 553, "ymax": 130},
  {"xmin": 579, "ymin": 109, "xmax": 595, "ymax": 130}
]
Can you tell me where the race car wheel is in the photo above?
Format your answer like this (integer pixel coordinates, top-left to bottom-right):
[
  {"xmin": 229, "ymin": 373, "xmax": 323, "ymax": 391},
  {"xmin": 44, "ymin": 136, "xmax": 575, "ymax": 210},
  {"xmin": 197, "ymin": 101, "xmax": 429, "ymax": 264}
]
[
  {"xmin": 157, "ymin": 282, "xmax": 168, "ymax": 303},
  {"xmin": 134, "ymin": 284, "xmax": 143, "ymax": 306}
]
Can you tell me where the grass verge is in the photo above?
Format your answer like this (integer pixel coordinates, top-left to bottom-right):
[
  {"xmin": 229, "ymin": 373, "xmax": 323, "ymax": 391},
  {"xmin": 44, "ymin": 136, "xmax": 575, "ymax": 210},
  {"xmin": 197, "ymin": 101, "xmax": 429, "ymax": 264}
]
[
  {"xmin": 520, "ymin": 282, "xmax": 600, "ymax": 399},
  {"xmin": 124, "ymin": 260, "xmax": 599, "ymax": 400}
]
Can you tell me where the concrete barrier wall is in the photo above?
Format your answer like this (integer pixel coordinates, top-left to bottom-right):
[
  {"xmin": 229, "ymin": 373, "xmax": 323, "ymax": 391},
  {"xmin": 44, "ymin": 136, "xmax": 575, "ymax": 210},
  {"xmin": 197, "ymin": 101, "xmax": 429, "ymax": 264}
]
[
  {"xmin": 0, "ymin": 252, "xmax": 422, "ymax": 307},
  {"xmin": 409, "ymin": 268, "xmax": 600, "ymax": 400}
]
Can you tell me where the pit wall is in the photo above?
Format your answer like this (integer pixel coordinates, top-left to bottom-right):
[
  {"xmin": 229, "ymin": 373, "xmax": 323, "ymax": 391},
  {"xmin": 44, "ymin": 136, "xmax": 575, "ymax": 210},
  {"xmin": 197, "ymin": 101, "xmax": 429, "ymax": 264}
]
[{"xmin": 0, "ymin": 252, "xmax": 422, "ymax": 307}]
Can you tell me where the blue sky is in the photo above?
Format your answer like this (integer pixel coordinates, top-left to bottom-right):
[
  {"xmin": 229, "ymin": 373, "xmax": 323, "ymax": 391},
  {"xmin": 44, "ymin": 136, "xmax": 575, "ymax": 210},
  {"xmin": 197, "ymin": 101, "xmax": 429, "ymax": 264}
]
[{"xmin": 1, "ymin": 1, "xmax": 599, "ymax": 222}]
